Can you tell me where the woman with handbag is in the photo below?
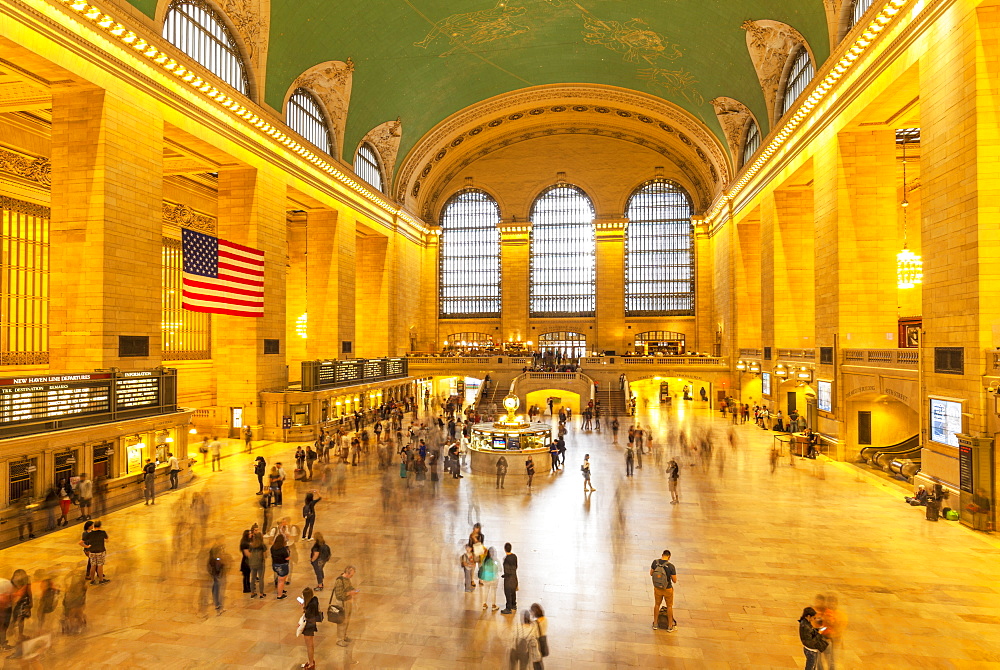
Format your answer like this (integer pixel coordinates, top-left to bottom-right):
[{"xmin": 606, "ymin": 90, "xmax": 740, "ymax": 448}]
[
  {"xmin": 530, "ymin": 603, "xmax": 549, "ymax": 667},
  {"xmin": 297, "ymin": 587, "xmax": 321, "ymax": 669},
  {"xmin": 508, "ymin": 610, "xmax": 542, "ymax": 670},
  {"xmin": 479, "ymin": 546, "xmax": 499, "ymax": 611}
]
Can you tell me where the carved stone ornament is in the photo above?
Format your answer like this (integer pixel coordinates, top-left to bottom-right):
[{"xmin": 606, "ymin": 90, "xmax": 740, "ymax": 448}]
[
  {"xmin": 710, "ymin": 97, "xmax": 754, "ymax": 167},
  {"xmin": 0, "ymin": 194, "xmax": 50, "ymax": 218},
  {"xmin": 221, "ymin": 0, "xmax": 269, "ymax": 68},
  {"xmin": 0, "ymin": 146, "xmax": 51, "ymax": 186},
  {"xmin": 823, "ymin": 0, "xmax": 848, "ymax": 45},
  {"xmin": 291, "ymin": 59, "xmax": 354, "ymax": 157},
  {"xmin": 362, "ymin": 118, "xmax": 403, "ymax": 187},
  {"xmin": 741, "ymin": 20, "xmax": 808, "ymax": 124},
  {"xmin": 162, "ymin": 201, "xmax": 217, "ymax": 234}
]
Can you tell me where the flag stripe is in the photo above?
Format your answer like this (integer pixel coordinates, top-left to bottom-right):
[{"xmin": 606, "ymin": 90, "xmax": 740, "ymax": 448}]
[{"xmin": 182, "ymin": 229, "xmax": 265, "ymax": 318}]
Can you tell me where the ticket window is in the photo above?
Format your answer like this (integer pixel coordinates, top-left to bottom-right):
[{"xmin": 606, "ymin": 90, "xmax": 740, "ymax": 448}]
[
  {"xmin": 92, "ymin": 443, "xmax": 113, "ymax": 480},
  {"xmin": 124, "ymin": 437, "xmax": 145, "ymax": 474},
  {"xmin": 154, "ymin": 430, "xmax": 175, "ymax": 464},
  {"xmin": 54, "ymin": 449, "xmax": 79, "ymax": 488},
  {"xmin": 9, "ymin": 457, "xmax": 37, "ymax": 504},
  {"xmin": 291, "ymin": 404, "xmax": 310, "ymax": 426}
]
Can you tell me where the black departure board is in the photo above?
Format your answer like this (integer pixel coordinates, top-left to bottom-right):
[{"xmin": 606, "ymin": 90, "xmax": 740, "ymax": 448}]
[
  {"xmin": 0, "ymin": 369, "xmax": 178, "ymax": 438},
  {"xmin": 301, "ymin": 358, "xmax": 409, "ymax": 391}
]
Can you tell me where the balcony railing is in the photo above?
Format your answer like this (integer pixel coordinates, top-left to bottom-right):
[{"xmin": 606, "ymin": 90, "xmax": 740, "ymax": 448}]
[
  {"xmin": 842, "ymin": 349, "xmax": 918, "ymax": 369},
  {"xmin": 739, "ymin": 348, "xmax": 762, "ymax": 358},
  {"xmin": 777, "ymin": 348, "xmax": 815, "ymax": 360}
]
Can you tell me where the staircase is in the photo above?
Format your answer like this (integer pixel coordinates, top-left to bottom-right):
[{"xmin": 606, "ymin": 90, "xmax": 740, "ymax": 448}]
[
  {"xmin": 594, "ymin": 387, "xmax": 628, "ymax": 417},
  {"xmin": 477, "ymin": 374, "xmax": 514, "ymax": 414}
]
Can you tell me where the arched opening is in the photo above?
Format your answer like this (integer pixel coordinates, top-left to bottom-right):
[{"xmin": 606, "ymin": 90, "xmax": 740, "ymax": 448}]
[
  {"xmin": 740, "ymin": 118, "xmax": 761, "ymax": 168},
  {"xmin": 634, "ymin": 331, "xmax": 686, "ymax": 356},
  {"xmin": 286, "ymin": 88, "xmax": 334, "ymax": 156},
  {"xmin": 354, "ymin": 142, "xmax": 384, "ymax": 192},
  {"xmin": 526, "ymin": 389, "xmax": 581, "ymax": 415},
  {"xmin": 529, "ymin": 185, "xmax": 596, "ymax": 317},
  {"xmin": 162, "ymin": 0, "xmax": 250, "ymax": 96},
  {"xmin": 439, "ymin": 189, "xmax": 501, "ymax": 318},
  {"xmin": 538, "ymin": 331, "xmax": 588, "ymax": 359},
  {"xmin": 443, "ymin": 332, "xmax": 494, "ymax": 354},
  {"xmin": 778, "ymin": 45, "xmax": 814, "ymax": 120}
]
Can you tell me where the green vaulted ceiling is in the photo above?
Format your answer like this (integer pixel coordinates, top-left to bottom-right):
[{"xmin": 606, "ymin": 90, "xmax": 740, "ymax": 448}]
[{"xmin": 131, "ymin": 1, "xmax": 831, "ymax": 167}]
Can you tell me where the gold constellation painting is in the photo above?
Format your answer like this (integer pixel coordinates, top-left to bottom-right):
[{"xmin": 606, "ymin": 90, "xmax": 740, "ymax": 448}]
[{"xmin": 413, "ymin": 2, "xmax": 531, "ymax": 56}]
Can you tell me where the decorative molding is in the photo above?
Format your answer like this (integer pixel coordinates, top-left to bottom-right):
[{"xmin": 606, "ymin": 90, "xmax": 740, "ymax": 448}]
[
  {"xmin": 0, "ymin": 146, "xmax": 50, "ymax": 186},
  {"xmin": 221, "ymin": 0, "xmax": 269, "ymax": 91},
  {"xmin": 0, "ymin": 194, "xmax": 50, "ymax": 218},
  {"xmin": 362, "ymin": 118, "xmax": 403, "ymax": 188},
  {"xmin": 824, "ymin": 0, "xmax": 849, "ymax": 45},
  {"xmin": 397, "ymin": 86, "xmax": 729, "ymax": 212},
  {"xmin": 710, "ymin": 97, "xmax": 754, "ymax": 167},
  {"xmin": 162, "ymin": 201, "xmax": 217, "ymax": 234},
  {"xmin": 291, "ymin": 59, "xmax": 354, "ymax": 158},
  {"xmin": 741, "ymin": 19, "xmax": 807, "ymax": 125},
  {"xmin": 0, "ymin": 351, "xmax": 49, "ymax": 365}
]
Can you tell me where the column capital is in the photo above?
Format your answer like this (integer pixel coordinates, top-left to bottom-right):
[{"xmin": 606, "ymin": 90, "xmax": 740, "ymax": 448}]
[
  {"xmin": 595, "ymin": 217, "xmax": 628, "ymax": 240},
  {"xmin": 498, "ymin": 217, "xmax": 531, "ymax": 243}
]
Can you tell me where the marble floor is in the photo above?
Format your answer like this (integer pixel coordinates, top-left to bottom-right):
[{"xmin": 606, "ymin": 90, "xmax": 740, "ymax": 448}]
[{"xmin": 3, "ymin": 394, "xmax": 1000, "ymax": 670}]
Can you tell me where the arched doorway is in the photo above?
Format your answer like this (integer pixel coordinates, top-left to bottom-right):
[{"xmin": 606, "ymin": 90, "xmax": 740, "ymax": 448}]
[
  {"xmin": 443, "ymin": 332, "xmax": 493, "ymax": 353},
  {"xmin": 538, "ymin": 331, "xmax": 588, "ymax": 359},
  {"xmin": 634, "ymin": 331, "xmax": 686, "ymax": 355},
  {"xmin": 525, "ymin": 389, "xmax": 581, "ymax": 415}
]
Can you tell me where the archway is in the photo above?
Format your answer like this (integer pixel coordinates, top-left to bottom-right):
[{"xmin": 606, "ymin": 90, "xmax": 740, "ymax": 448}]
[
  {"xmin": 634, "ymin": 331, "xmax": 686, "ymax": 355},
  {"xmin": 538, "ymin": 331, "xmax": 588, "ymax": 359},
  {"xmin": 526, "ymin": 389, "xmax": 580, "ymax": 415}
]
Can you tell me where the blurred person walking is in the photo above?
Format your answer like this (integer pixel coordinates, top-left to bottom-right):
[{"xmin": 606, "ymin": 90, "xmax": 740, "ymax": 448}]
[
  {"xmin": 244, "ymin": 424, "xmax": 253, "ymax": 452},
  {"xmin": 530, "ymin": 603, "xmax": 549, "ymax": 667},
  {"xmin": 508, "ymin": 609, "xmax": 542, "ymax": 670},
  {"xmin": 239, "ymin": 529, "xmax": 253, "ymax": 594},
  {"xmin": 625, "ymin": 445, "xmax": 635, "ymax": 477},
  {"xmin": 8, "ymin": 569, "xmax": 32, "ymax": 644},
  {"xmin": 667, "ymin": 459, "xmax": 680, "ymax": 504},
  {"xmin": 333, "ymin": 566, "xmax": 359, "ymax": 647},
  {"xmin": 57, "ymin": 479, "xmax": 72, "ymax": 527},
  {"xmin": 525, "ymin": 457, "xmax": 535, "ymax": 491},
  {"xmin": 310, "ymin": 533, "xmax": 331, "ymax": 591},
  {"xmin": 274, "ymin": 462, "xmax": 287, "ymax": 506},
  {"xmin": 61, "ymin": 573, "xmax": 87, "ymax": 635},
  {"xmin": 496, "ymin": 455, "xmax": 508, "ymax": 489},
  {"xmin": 649, "ymin": 549, "xmax": 677, "ymax": 631},
  {"xmin": 501, "ymin": 543, "xmax": 518, "ymax": 614},
  {"xmin": 142, "ymin": 459, "xmax": 156, "ymax": 505},
  {"xmin": 207, "ymin": 543, "xmax": 226, "ymax": 614},
  {"xmin": 797, "ymin": 606, "xmax": 829, "ymax": 670},
  {"xmin": 582, "ymin": 454, "xmax": 596, "ymax": 492},
  {"xmin": 479, "ymin": 547, "xmax": 499, "ymax": 610},
  {"xmin": 79, "ymin": 520, "xmax": 94, "ymax": 582},
  {"xmin": 76, "ymin": 473, "xmax": 93, "ymax": 521},
  {"xmin": 298, "ymin": 587, "xmax": 320, "ymax": 669},
  {"xmin": 209, "ymin": 435, "xmax": 222, "ymax": 471},
  {"xmin": 248, "ymin": 530, "xmax": 267, "ymax": 599},
  {"xmin": 814, "ymin": 593, "xmax": 847, "ymax": 670}
]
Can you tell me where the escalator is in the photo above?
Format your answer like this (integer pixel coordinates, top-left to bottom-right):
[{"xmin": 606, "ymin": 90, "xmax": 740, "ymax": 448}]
[{"xmin": 859, "ymin": 435, "xmax": 920, "ymax": 479}]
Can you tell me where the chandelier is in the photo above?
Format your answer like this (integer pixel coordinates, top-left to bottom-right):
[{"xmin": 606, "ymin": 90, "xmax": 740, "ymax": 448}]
[{"xmin": 897, "ymin": 137, "xmax": 922, "ymax": 289}]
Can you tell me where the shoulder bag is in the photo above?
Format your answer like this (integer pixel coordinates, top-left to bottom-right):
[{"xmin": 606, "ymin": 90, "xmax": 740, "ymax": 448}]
[
  {"xmin": 536, "ymin": 621, "xmax": 549, "ymax": 657},
  {"xmin": 326, "ymin": 578, "xmax": 345, "ymax": 624}
]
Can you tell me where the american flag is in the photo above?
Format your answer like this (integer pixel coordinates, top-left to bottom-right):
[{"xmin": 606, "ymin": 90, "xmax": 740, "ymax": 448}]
[{"xmin": 182, "ymin": 229, "xmax": 265, "ymax": 317}]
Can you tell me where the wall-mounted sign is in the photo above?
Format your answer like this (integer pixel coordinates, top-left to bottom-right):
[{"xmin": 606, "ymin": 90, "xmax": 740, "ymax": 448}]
[
  {"xmin": 929, "ymin": 398, "xmax": 962, "ymax": 447},
  {"xmin": 762, "ymin": 372, "xmax": 772, "ymax": 397},
  {"xmin": 302, "ymin": 358, "xmax": 409, "ymax": 391},
  {"xmin": 817, "ymin": 380, "xmax": 833, "ymax": 413}
]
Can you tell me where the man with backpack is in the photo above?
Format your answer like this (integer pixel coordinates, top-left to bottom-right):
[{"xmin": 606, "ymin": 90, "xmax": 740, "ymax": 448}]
[{"xmin": 650, "ymin": 549, "xmax": 677, "ymax": 631}]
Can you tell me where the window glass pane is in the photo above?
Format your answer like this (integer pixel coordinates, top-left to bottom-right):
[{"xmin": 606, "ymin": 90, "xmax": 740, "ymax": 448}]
[
  {"xmin": 287, "ymin": 89, "xmax": 333, "ymax": 155},
  {"xmin": 162, "ymin": 237, "xmax": 211, "ymax": 359},
  {"xmin": 538, "ymin": 331, "xmax": 587, "ymax": 359},
  {"xmin": 529, "ymin": 185, "xmax": 596, "ymax": 317},
  {"xmin": 850, "ymin": 0, "xmax": 874, "ymax": 29},
  {"xmin": 780, "ymin": 48, "xmax": 814, "ymax": 117},
  {"xmin": 163, "ymin": 0, "xmax": 248, "ymax": 95},
  {"xmin": 439, "ymin": 190, "xmax": 501, "ymax": 318},
  {"xmin": 625, "ymin": 180, "xmax": 694, "ymax": 316},
  {"xmin": 354, "ymin": 144, "xmax": 383, "ymax": 192},
  {"xmin": 741, "ymin": 121, "xmax": 761, "ymax": 168}
]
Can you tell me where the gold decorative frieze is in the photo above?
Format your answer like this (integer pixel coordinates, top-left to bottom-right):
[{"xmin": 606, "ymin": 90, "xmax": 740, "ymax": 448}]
[
  {"xmin": 0, "ymin": 147, "xmax": 50, "ymax": 186},
  {"xmin": 162, "ymin": 201, "xmax": 217, "ymax": 234},
  {"xmin": 0, "ymin": 194, "xmax": 50, "ymax": 218}
]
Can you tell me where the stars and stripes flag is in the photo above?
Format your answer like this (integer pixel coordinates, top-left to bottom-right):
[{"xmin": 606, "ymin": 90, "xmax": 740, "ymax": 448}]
[{"xmin": 182, "ymin": 229, "xmax": 265, "ymax": 317}]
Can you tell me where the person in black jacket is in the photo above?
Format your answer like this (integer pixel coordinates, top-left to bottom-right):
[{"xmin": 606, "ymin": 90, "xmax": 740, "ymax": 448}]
[
  {"xmin": 501, "ymin": 542, "xmax": 518, "ymax": 614},
  {"xmin": 253, "ymin": 457, "xmax": 267, "ymax": 495},
  {"xmin": 798, "ymin": 607, "xmax": 829, "ymax": 670}
]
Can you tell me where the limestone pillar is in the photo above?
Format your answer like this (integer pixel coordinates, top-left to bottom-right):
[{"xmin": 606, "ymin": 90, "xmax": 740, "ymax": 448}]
[
  {"xmin": 214, "ymin": 167, "xmax": 287, "ymax": 424},
  {"xmin": 49, "ymin": 87, "xmax": 163, "ymax": 371},
  {"xmin": 355, "ymin": 233, "xmax": 389, "ymax": 358},
  {"xmin": 594, "ymin": 218, "xmax": 626, "ymax": 353},
  {"xmin": 305, "ymin": 208, "xmax": 354, "ymax": 360},
  {"xmin": 499, "ymin": 219, "xmax": 530, "ymax": 343},
  {"xmin": 286, "ymin": 214, "xmax": 307, "ymax": 379}
]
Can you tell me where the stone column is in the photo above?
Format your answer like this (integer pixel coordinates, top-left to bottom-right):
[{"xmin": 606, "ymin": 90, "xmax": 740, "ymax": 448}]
[
  {"xmin": 49, "ymin": 87, "xmax": 163, "ymax": 371},
  {"xmin": 594, "ymin": 218, "xmax": 626, "ymax": 353},
  {"xmin": 286, "ymin": 214, "xmax": 307, "ymax": 379},
  {"xmin": 214, "ymin": 167, "xmax": 287, "ymax": 427},
  {"xmin": 499, "ymin": 219, "xmax": 530, "ymax": 342},
  {"xmin": 305, "ymin": 208, "xmax": 354, "ymax": 360},
  {"xmin": 356, "ymin": 233, "xmax": 390, "ymax": 358}
]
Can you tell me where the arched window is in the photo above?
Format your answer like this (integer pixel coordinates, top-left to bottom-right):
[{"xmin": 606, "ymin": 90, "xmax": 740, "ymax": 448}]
[
  {"xmin": 625, "ymin": 180, "xmax": 694, "ymax": 316},
  {"xmin": 287, "ymin": 89, "xmax": 333, "ymax": 155},
  {"xmin": 529, "ymin": 185, "xmax": 596, "ymax": 317},
  {"xmin": 779, "ymin": 46, "xmax": 814, "ymax": 118},
  {"xmin": 741, "ymin": 120, "xmax": 761, "ymax": 168},
  {"xmin": 163, "ymin": 0, "xmax": 248, "ymax": 95},
  {"xmin": 538, "ymin": 331, "xmax": 588, "ymax": 359},
  {"xmin": 439, "ymin": 189, "xmax": 501, "ymax": 318},
  {"xmin": 848, "ymin": 0, "xmax": 874, "ymax": 31},
  {"xmin": 354, "ymin": 143, "xmax": 384, "ymax": 192}
]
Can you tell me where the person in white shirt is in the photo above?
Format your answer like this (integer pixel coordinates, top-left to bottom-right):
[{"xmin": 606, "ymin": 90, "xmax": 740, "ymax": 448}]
[
  {"xmin": 274, "ymin": 462, "xmax": 286, "ymax": 506},
  {"xmin": 209, "ymin": 436, "xmax": 222, "ymax": 471},
  {"xmin": 168, "ymin": 452, "xmax": 180, "ymax": 489}
]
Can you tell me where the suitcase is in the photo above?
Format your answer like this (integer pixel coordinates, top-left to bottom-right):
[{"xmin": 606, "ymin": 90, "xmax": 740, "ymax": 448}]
[
  {"xmin": 294, "ymin": 468, "xmax": 306, "ymax": 481},
  {"xmin": 657, "ymin": 606, "xmax": 677, "ymax": 630}
]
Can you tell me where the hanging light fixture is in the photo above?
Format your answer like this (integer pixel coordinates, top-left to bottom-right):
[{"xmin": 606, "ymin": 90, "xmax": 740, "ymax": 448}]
[{"xmin": 897, "ymin": 137, "xmax": 923, "ymax": 289}]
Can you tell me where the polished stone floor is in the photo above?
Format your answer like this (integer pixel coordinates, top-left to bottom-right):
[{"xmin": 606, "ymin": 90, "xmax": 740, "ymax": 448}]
[{"xmin": 5, "ymin": 392, "xmax": 1000, "ymax": 669}]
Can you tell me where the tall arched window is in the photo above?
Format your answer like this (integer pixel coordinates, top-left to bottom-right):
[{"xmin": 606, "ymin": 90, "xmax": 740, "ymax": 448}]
[
  {"xmin": 530, "ymin": 185, "xmax": 596, "ymax": 317},
  {"xmin": 741, "ymin": 120, "xmax": 761, "ymax": 168},
  {"xmin": 849, "ymin": 0, "xmax": 874, "ymax": 31},
  {"xmin": 625, "ymin": 180, "xmax": 694, "ymax": 316},
  {"xmin": 779, "ymin": 46, "xmax": 814, "ymax": 118},
  {"xmin": 439, "ymin": 189, "xmax": 501, "ymax": 318},
  {"xmin": 287, "ymin": 89, "xmax": 333, "ymax": 155},
  {"xmin": 538, "ymin": 331, "xmax": 588, "ymax": 359},
  {"xmin": 163, "ymin": 0, "xmax": 248, "ymax": 95},
  {"xmin": 354, "ymin": 143, "xmax": 384, "ymax": 192}
]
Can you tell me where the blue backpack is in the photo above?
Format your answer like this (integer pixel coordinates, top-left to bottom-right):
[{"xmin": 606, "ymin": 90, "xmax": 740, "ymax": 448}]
[{"xmin": 479, "ymin": 557, "xmax": 497, "ymax": 581}]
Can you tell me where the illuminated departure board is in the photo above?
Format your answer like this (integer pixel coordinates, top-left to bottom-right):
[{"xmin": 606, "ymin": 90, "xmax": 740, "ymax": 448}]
[
  {"xmin": 301, "ymin": 358, "xmax": 409, "ymax": 391},
  {"xmin": 364, "ymin": 359, "xmax": 386, "ymax": 378},
  {"xmin": 385, "ymin": 358, "xmax": 405, "ymax": 376},
  {"xmin": 0, "ymin": 369, "xmax": 178, "ymax": 438},
  {"xmin": 334, "ymin": 361, "xmax": 363, "ymax": 384}
]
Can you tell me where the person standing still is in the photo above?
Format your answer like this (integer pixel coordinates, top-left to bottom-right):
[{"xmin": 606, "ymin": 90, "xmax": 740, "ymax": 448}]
[
  {"xmin": 798, "ymin": 607, "xmax": 830, "ymax": 670},
  {"xmin": 207, "ymin": 543, "xmax": 226, "ymax": 614},
  {"xmin": 667, "ymin": 459, "xmax": 680, "ymax": 504},
  {"xmin": 168, "ymin": 452, "xmax": 180, "ymax": 490},
  {"xmin": 582, "ymin": 454, "xmax": 596, "ymax": 492},
  {"xmin": 77, "ymin": 473, "xmax": 93, "ymax": 521},
  {"xmin": 254, "ymin": 456, "xmax": 267, "ymax": 495},
  {"xmin": 274, "ymin": 462, "xmax": 287, "ymax": 506},
  {"xmin": 496, "ymin": 455, "xmax": 508, "ymax": 490},
  {"xmin": 649, "ymin": 549, "xmax": 677, "ymax": 631},
  {"xmin": 142, "ymin": 459, "xmax": 156, "ymax": 505},
  {"xmin": 525, "ymin": 457, "xmax": 535, "ymax": 491},
  {"xmin": 83, "ymin": 521, "xmax": 110, "ymax": 585},
  {"xmin": 625, "ymin": 445, "xmax": 635, "ymax": 477},
  {"xmin": 209, "ymin": 436, "xmax": 222, "ymax": 471},
  {"xmin": 334, "ymin": 566, "xmax": 359, "ymax": 647},
  {"xmin": 500, "ymin": 542, "xmax": 518, "ymax": 614}
]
